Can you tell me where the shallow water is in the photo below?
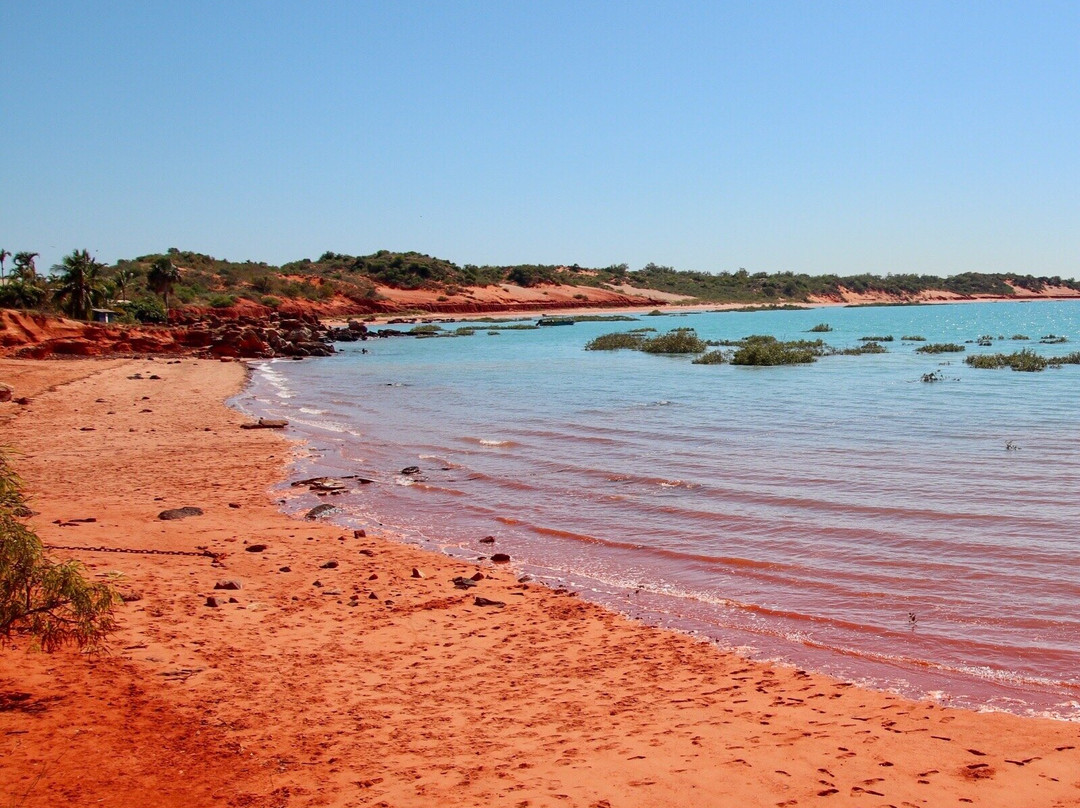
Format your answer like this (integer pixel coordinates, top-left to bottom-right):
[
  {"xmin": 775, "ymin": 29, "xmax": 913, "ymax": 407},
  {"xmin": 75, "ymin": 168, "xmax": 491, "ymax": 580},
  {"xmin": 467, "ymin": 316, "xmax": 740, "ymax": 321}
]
[{"xmin": 234, "ymin": 301, "xmax": 1080, "ymax": 720}]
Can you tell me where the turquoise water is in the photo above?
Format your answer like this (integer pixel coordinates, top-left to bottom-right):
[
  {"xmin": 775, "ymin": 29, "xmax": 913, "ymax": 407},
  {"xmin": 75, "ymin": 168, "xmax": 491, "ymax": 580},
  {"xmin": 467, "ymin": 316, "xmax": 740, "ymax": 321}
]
[{"xmin": 235, "ymin": 301, "xmax": 1080, "ymax": 720}]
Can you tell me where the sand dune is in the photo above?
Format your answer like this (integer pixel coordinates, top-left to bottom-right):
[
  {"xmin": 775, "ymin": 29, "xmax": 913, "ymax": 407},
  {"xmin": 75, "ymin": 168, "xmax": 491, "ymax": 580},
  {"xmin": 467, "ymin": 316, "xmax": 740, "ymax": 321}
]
[{"xmin": 1, "ymin": 357, "xmax": 1077, "ymax": 807}]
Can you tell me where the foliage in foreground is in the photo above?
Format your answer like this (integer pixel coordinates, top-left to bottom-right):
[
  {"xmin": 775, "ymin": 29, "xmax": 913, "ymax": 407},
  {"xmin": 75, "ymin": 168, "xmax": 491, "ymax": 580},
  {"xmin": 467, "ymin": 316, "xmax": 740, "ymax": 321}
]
[{"xmin": 0, "ymin": 452, "xmax": 117, "ymax": 651}]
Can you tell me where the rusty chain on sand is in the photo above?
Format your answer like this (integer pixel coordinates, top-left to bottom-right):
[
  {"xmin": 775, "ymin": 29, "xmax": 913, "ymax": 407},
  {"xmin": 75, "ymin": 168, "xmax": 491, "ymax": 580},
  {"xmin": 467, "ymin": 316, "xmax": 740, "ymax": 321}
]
[{"xmin": 44, "ymin": 544, "xmax": 221, "ymax": 559}]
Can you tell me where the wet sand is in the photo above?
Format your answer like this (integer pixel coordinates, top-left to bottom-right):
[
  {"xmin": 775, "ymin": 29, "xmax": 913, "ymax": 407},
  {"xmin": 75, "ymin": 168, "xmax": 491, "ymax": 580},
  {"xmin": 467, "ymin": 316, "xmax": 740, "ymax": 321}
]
[{"xmin": 0, "ymin": 357, "xmax": 1077, "ymax": 807}]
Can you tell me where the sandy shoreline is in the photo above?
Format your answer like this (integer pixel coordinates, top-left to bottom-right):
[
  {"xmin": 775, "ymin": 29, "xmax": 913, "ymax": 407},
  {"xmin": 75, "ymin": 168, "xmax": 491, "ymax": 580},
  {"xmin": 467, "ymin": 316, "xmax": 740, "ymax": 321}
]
[
  {"xmin": 360, "ymin": 291, "xmax": 1080, "ymax": 325},
  {"xmin": 1, "ymin": 357, "xmax": 1078, "ymax": 807}
]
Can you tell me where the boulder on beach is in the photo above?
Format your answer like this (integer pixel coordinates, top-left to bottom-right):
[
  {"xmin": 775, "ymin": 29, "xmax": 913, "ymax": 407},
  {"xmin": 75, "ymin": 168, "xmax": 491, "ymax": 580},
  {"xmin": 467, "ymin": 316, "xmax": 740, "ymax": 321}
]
[
  {"xmin": 241, "ymin": 418, "xmax": 289, "ymax": 430},
  {"xmin": 158, "ymin": 506, "xmax": 204, "ymax": 521},
  {"xmin": 305, "ymin": 503, "xmax": 337, "ymax": 520}
]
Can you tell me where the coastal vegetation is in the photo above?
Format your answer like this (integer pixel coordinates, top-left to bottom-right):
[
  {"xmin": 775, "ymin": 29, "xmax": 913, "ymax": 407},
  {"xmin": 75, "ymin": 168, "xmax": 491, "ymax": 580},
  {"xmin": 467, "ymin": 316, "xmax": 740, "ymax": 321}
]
[
  {"xmin": 2, "ymin": 245, "xmax": 1078, "ymax": 321},
  {"xmin": 917, "ymin": 343, "xmax": 966, "ymax": 354},
  {"xmin": 585, "ymin": 329, "xmax": 707, "ymax": 353},
  {"xmin": 583, "ymin": 329, "xmax": 922, "ymax": 366},
  {"xmin": 585, "ymin": 333, "xmax": 645, "ymax": 351},
  {"xmin": 839, "ymin": 341, "xmax": 888, "ymax": 355},
  {"xmin": 966, "ymin": 349, "xmax": 1049, "ymax": 372},
  {"xmin": 808, "ymin": 323, "xmax": 833, "ymax": 332},
  {"xmin": 565, "ymin": 314, "xmax": 639, "ymax": 323},
  {"xmin": 715, "ymin": 304, "xmax": 809, "ymax": 312},
  {"xmin": 0, "ymin": 451, "xmax": 117, "ymax": 650},
  {"xmin": 965, "ymin": 349, "xmax": 1080, "ymax": 372},
  {"xmin": 627, "ymin": 264, "xmax": 1079, "ymax": 302},
  {"xmin": 731, "ymin": 336, "xmax": 826, "ymax": 365},
  {"xmin": 691, "ymin": 350, "xmax": 728, "ymax": 365},
  {"xmin": 640, "ymin": 330, "xmax": 708, "ymax": 354}
]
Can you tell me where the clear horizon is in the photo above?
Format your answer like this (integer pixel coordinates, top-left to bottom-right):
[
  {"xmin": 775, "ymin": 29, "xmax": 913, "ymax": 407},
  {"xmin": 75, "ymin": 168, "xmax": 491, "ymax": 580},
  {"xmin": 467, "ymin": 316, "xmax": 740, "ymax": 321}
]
[{"xmin": 3, "ymin": 2, "xmax": 1077, "ymax": 280}]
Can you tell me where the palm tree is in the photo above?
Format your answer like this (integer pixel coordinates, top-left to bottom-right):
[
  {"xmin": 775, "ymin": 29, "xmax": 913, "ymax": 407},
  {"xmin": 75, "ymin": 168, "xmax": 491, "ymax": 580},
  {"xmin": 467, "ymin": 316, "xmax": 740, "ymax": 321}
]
[
  {"xmin": 0, "ymin": 249, "xmax": 9, "ymax": 282},
  {"xmin": 147, "ymin": 256, "xmax": 180, "ymax": 310},
  {"xmin": 52, "ymin": 249, "xmax": 108, "ymax": 320},
  {"xmin": 112, "ymin": 265, "xmax": 141, "ymax": 302},
  {"xmin": 12, "ymin": 252, "xmax": 38, "ymax": 281}
]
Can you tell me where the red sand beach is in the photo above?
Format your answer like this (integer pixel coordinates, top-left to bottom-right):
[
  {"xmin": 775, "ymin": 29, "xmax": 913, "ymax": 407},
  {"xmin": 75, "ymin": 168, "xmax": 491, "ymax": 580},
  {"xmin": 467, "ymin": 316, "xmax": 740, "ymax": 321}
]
[{"xmin": 1, "ymin": 357, "xmax": 1078, "ymax": 807}]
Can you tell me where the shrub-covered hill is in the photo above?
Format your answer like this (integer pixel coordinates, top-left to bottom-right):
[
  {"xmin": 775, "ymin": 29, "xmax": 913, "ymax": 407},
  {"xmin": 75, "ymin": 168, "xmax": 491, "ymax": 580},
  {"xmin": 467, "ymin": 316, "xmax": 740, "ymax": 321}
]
[
  {"xmin": 627, "ymin": 264, "xmax": 1080, "ymax": 302},
  {"xmin": 107, "ymin": 249, "xmax": 1080, "ymax": 309},
  {"xmin": 108, "ymin": 249, "xmax": 642, "ymax": 311},
  {"xmin": 4, "ymin": 246, "xmax": 1077, "ymax": 324}
]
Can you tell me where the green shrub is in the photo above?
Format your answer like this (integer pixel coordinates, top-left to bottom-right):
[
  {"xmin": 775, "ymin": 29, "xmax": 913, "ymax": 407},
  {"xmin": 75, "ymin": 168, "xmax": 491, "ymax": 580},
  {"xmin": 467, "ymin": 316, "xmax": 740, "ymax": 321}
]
[
  {"xmin": 409, "ymin": 324, "xmax": 443, "ymax": 335},
  {"xmin": 0, "ymin": 451, "xmax": 117, "ymax": 651},
  {"xmin": 691, "ymin": 350, "xmax": 727, "ymax": 365},
  {"xmin": 1051, "ymin": 351, "xmax": 1080, "ymax": 365},
  {"xmin": 808, "ymin": 323, "xmax": 833, "ymax": 332},
  {"xmin": 585, "ymin": 332, "xmax": 646, "ymax": 351},
  {"xmin": 454, "ymin": 327, "xmax": 476, "ymax": 336},
  {"xmin": 719, "ymin": 304, "xmax": 809, "ymax": 312},
  {"xmin": 859, "ymin": 335, "xmax": 893, "ymax": 342},
  {"xmin": 640, "ymin": 330, "xmax": 708, "ymax": 354},
  {"xmin": 965, "ymin": 353, "xmax": 1010, "ymax": 369},
  {"xmin": 116, "ymin": 297, "xmax": 167, "ymax": 324},
  {"xmin": 916, "ymin": 343, "xmax": 965, "ymax": 354},
  {"xmin": 261, "ymin": 296, "xmax": 283, "ymax": 308},
  {"xmin": 1012, "ymin": 334, "xmax": 1030, "ymax": 340},
  {"xmin": 1009, "ymin": 350, "xmax": 1049, "ymax": 372},
  {"xmin": 732, "ymin": 336, "xmax": 818, "ymax": 365},
  {"xmin": 902, "ymin": 335, "xmax": 926, "ymax": 341},
  {"xmin": 966, "ymin": 349, "xmax": 1048, "ymax": 372},
  {"xmin": 0, "ymin": 280, "xmax": 46, "ymax": 309},
  {"xmin": 840, "ymin": 341, "xmax": 887, "ymax": 355},
  {"xmin": 173, "ymin": 284, "xmax": 200, "ymax": 304},
  {"xmin": 1040, "ymin": 334, "xmax": 1068, "ymax": 344},
  {"xmin": 209, "ymin": 294, "xmax": 237, "ymax": 308},
  {"xmin": 506, "ymin": 266, "xmax": 555, "ymax": 287}
]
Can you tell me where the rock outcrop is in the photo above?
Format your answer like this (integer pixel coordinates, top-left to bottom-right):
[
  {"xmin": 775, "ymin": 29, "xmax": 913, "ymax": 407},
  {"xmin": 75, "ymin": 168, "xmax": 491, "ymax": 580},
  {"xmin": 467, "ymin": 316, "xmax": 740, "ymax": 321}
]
[{"xmin": 3, "ymin": 308, "xmax": 365, "ymax": 360}]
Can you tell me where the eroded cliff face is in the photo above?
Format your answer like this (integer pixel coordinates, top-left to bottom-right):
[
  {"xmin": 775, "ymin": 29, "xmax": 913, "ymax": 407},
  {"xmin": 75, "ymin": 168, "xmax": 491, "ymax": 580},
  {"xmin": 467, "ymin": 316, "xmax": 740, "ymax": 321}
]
[
  {"xmin": 0, "ymin": 280, "xmax": 669, "ymax": 359},
  {"xmin": 0, "ymin": 309, "xmax": 354, "ymax": 360}
]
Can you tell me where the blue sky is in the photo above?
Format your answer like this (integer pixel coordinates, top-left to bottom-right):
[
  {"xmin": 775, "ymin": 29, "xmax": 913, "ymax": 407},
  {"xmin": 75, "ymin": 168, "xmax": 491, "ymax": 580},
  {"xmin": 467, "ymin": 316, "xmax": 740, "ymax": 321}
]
[{"xmin": 2, "ymin": 2, "xmax": 1077, "ymax": 278}]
